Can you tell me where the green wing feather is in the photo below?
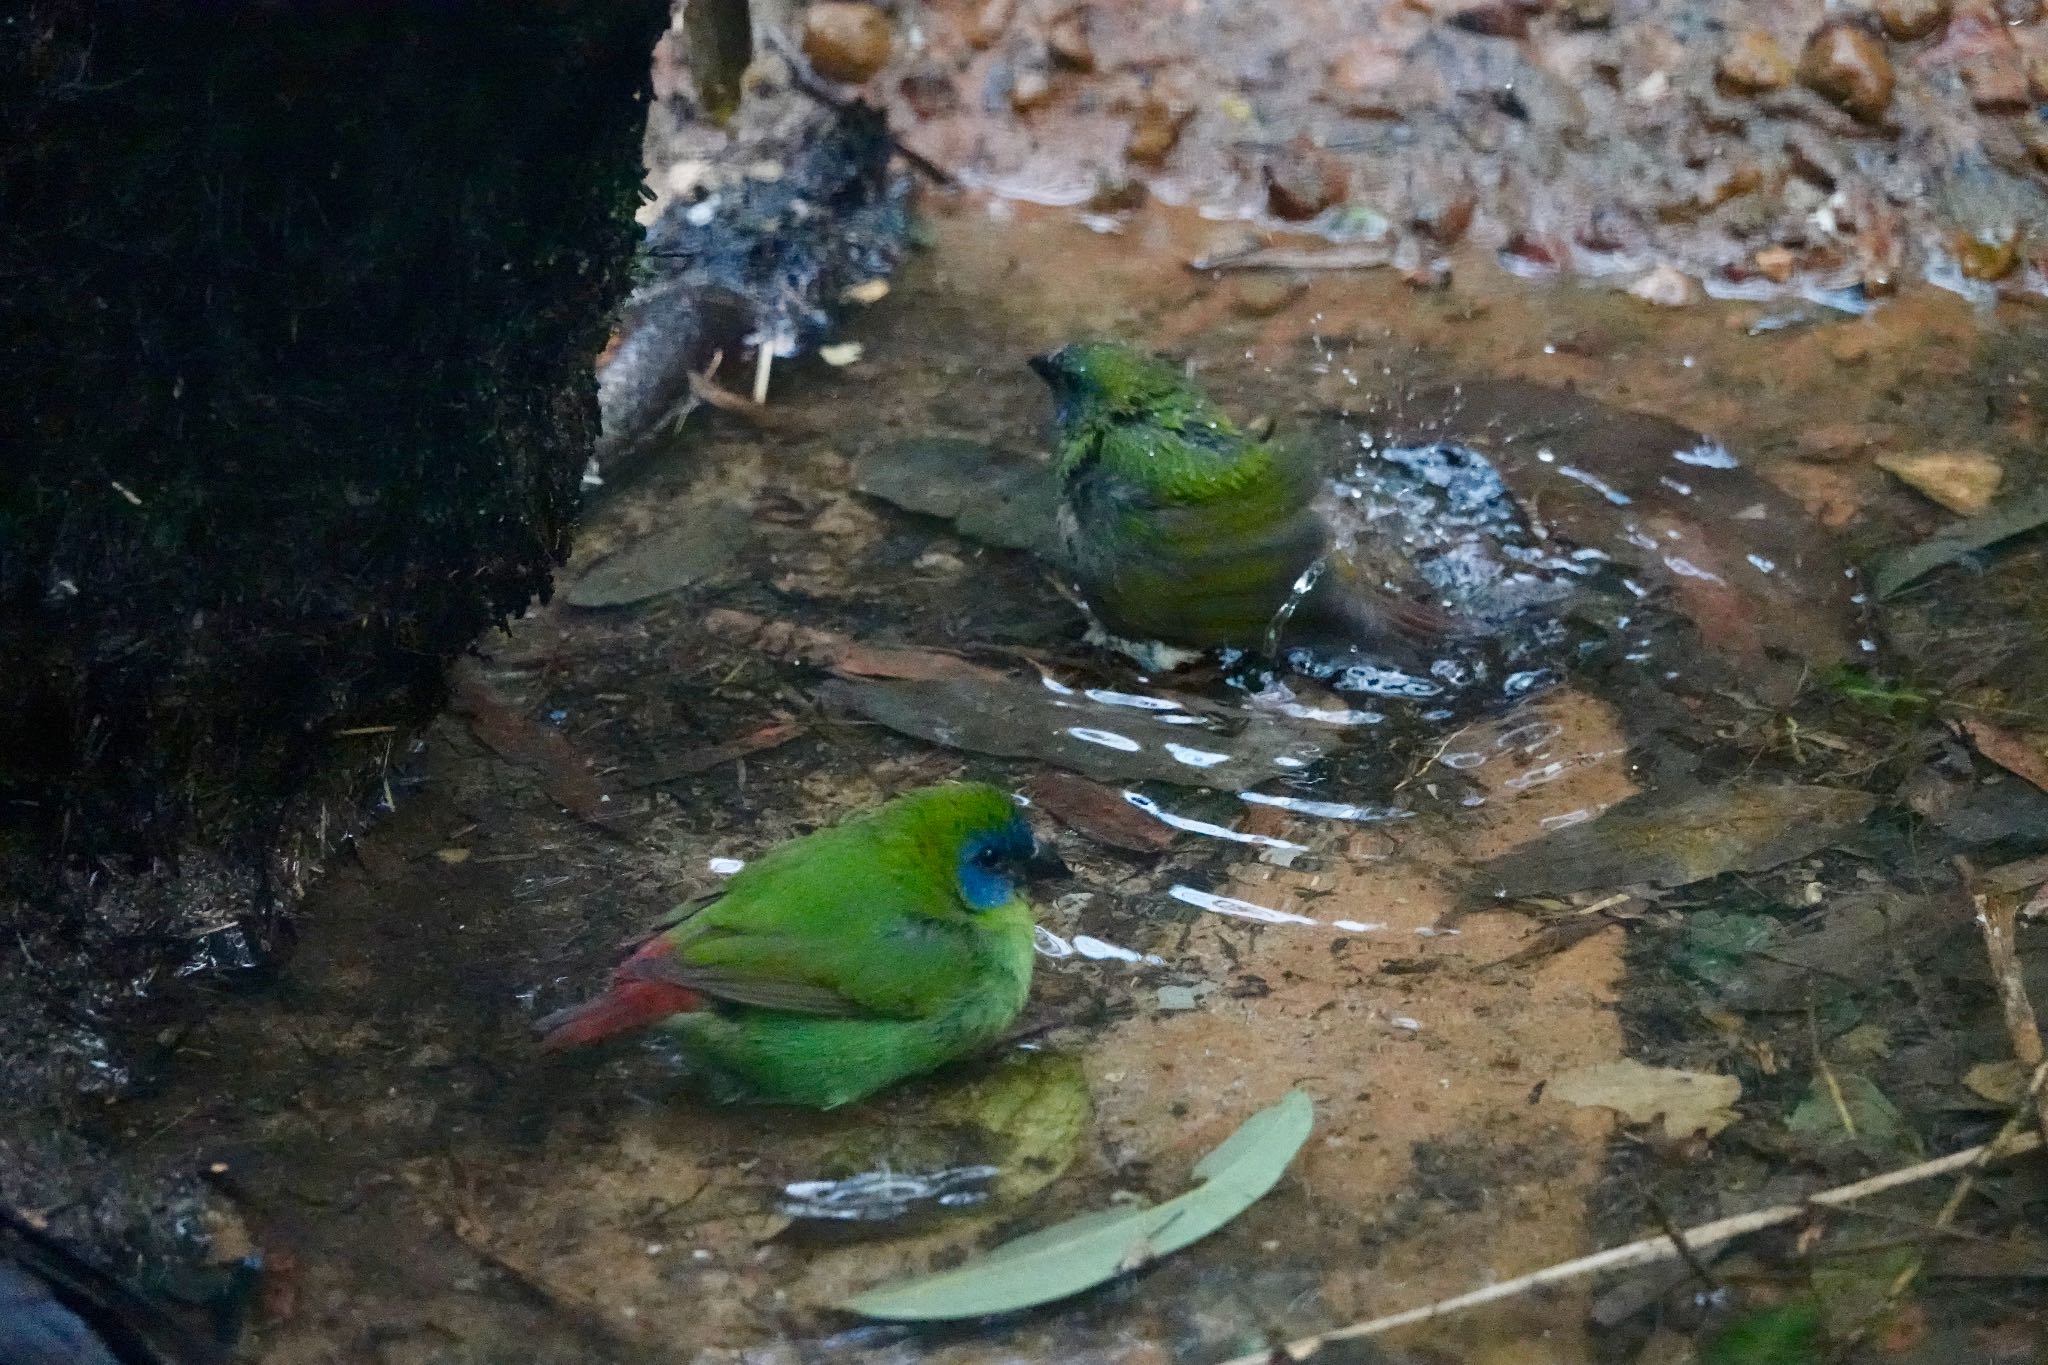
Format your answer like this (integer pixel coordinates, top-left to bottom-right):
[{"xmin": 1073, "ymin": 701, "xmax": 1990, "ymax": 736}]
[{"xmin": 654, "ymin": 786, "xmax": 1027, "ymax": 1021}]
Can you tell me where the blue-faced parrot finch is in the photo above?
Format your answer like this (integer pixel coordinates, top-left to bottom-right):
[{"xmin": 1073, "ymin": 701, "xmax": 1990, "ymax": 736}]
[
  {"xmin": 1031, "ymin": 340, "xmax": 1455, "ymax": 660},
  {"xmin": 538, "ymin": 782, "xmax": 1054, "ymax": 1108}
]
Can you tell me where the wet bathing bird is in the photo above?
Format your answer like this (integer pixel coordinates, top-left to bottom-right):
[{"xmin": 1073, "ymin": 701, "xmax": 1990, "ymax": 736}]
[
  {"xmin": 1031, "ymin": 341, "xmax": 1456, "ymax": 663},
  {"xmin": 538, "ymin": 782, "xmax": 1054, "ymax": 1108}
]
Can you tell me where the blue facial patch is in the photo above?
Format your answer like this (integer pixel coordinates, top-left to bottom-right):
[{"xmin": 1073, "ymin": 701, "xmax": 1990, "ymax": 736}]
[{"xmin": 956, "ymin": 816, "xmax": 1034, "ymax": 910}]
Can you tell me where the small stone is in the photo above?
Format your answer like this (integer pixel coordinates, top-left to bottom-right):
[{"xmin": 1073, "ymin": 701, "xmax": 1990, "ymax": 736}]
[
  {"xmin": 1962, "ymin": 49, "xmax": 2030, "ymax": 111},
  {"xmin": 967, "ymin": 0, "xmax": 1016, "ymax": 49},
  {"xmin": 801, "ymin": 2, "xmax": 893, "ymax": 83},
  {"xmin": 1046, "ymin": 10, "xmax": 1095, "ymax": 71},
  {"xmin": 1156, "ymin": 985, "xmax": 1200, "ymax": 1011},
  {"xmin": 1231, "ymin": 274, "xmax": 1309, "ymax": 318},
  {"xmin": 1327, "ymin": 41, "xmax": 1407, "ymax": 118},
  {"xmin": 1126, "ymin": 97, "xmax": 1191, "ymax": 165},
  {"xmin": 1716, "ymin": 31, "xmax": 1793, "ymax": 94},
  {"xmin": 1009, "ymin": 64, "xmax": 1054, "ymax": 112},
  {"xmin": 1412, "ymin": 190, "xmax": 1476, "ymax": 245},
  {"xmin": 1875, "ymin": 449, "xmax": 2004, "ymax": 515},
  {"xmin": 898, "ymin": 66, "xmax": 958, "ymax": 118},
  {"xmin": 1754, "ymin": 244, "xmax": 1797, "ymax": 282},
  {"xmin": 1956, "ymin": 229, "xmax": 2022, "ymax": 280},
  {"xmin": 1876, "ymin": 0, "xmax": 1950, "ymax": 40},
  {"xmin": 1627, "ymin": 264, "xmax": 1701, "ymax": 307},
  {"xmin": 1799, "ymin": 22, "xmax": 1895, "ymax": 123},
  {"xmin": 1442, "ymin": 0, "xmax": 1529, "ymax": 39},
  {"xmin": 1263, "ymin": 146, "xmax": 1346, "ymax": 221}
]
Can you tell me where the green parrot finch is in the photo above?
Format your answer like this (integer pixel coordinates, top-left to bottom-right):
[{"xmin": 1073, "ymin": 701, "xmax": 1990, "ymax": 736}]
[
  {"xmin": 538, "ymin": 782, "xmax": 1050, "ymax": 1108},
  {"xmin": 1030, "ymin": 340, "xmax": 1455, "ymax": 660}
]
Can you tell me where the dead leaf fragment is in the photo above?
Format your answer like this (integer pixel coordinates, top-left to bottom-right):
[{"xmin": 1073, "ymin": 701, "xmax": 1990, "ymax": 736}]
[
  {"xmin": 449, "ymin": 661, "xmax": 615, "ymax": 826},
  {"xmin": 1027, "ymin": 770, "xmax": 1176, "ymax": 853},
  {"xmin": 1549, "ymin": 1059, "xmax": 1741, "ymax": 1139},
  {"xmin": 1474, "ymin": 784, "xmax": 1876, "ymax": 897},
  {"xmin": 1874, "ymin": 449, "xmax": 2004, "ymax": 516},
  {"xmin": 1960, "ymin": 719, "xmax": 2048, "ymax": 794},
  {"xmin": 1963, "ymin": 1059, "xmax": 2030, "ymax": 1106}
]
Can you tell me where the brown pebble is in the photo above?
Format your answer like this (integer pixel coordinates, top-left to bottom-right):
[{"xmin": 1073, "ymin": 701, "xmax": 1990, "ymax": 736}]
[
  {"xmin": 1047, "ymin": 9, "xmax": 1095, "ymax": 71},
  {"xmin": 801, "ymin": 2, "xmax": 893, "ymax": 83},
  {"xmin": 1798, "ymin": 22, "xmax": 1895, "ymax": 123},
  {"xmin": 1126, "ymin": 97, "xmax": 1192, "ymax": 165},
  {"xmin": 1443, "ymin": 0, "xmax": 1529, "ymax": 39},
  {"xmin": 1754, "ymin": 244, "xmax": 1796, "ymax": 283},
  {"xmin": 1627, "ymin": 264, "xmax": 1700, "ymax": 307},
  {"xmin": 1717, "ymin": 31, "xmax": 1794, "ymax": 94},
  {"xmin": 1263, "ymin": 146, "xmax": 1346, "ymax": 221},
  {"xmin": 1231, "ymin": 274, "xmax": 1309, "ymax": 318},
  {"xmin": 1876, "ymin": 0, "xmax": 1950, "ymax": 40},
  {"xmin": 967, "ymin": 0, "xmax": 1017, "ymax": 49},
  {"xmin": 1327, "ymin": 41, "xmax": 1408, "ymax": 118},
  {"xmin": 1962, "ymin": 49, "xmax": 2030, "ymax": 110},
  {"xmin": 1413, "ymin": 192, "xmax": 1476, "ymax": 245},
  {"xmin": 1955, "ymin": 229, "xmax": 2022, "ymax": 280},
  {"xmin": 898, "ymin": 66, "xmax": 958, "ymax": 118},
  {"xmin": 1010, "ymin": 64, "xmax": 1054, "ymax": 112}
]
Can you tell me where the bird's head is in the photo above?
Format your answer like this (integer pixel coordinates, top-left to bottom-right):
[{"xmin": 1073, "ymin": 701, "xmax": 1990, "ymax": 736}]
[
  {"xmin": 1029, "ymin": 341, "xmax": 1195, "ymax": 427},
  {"xmin": 910, "ymin": 783, "xmax": 1068, "ymax": 913}
]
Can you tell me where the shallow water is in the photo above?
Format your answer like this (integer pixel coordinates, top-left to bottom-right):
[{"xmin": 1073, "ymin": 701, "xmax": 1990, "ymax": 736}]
[{"xmin": 118, "ymin": 197, "xmax": 2048, "ymax": 1362}]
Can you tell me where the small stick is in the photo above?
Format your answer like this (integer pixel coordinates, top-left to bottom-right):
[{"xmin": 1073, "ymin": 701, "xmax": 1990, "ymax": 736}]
[
  {"xmin": 1215, "ymin": 1129, "xmax": 2045, "ymax": 1365},
  {"xmin": 752, "ymin": 344, "xmax": 774, "ymax": 406},
  {"xmin": 1810, "ymin": 995, "xmax": 1857, "ymax": 1138}
]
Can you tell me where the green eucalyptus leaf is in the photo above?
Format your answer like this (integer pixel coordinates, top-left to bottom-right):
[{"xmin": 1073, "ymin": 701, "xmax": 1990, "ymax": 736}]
[{"xmin": 839, "ymin": 1090, "xmax": 1313, "ymax": 1321}]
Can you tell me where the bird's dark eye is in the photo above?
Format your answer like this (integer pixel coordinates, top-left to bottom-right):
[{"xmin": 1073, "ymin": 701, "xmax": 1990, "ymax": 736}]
[{"xmin": 974, "ymin": 845, "xmax": 1003, "ymax": 868}]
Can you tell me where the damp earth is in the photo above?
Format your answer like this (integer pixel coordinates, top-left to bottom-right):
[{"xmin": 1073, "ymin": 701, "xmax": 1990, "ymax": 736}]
[{"xmin": 90, "ymin": 186, "xmax": 2048, "ymax": 1363}]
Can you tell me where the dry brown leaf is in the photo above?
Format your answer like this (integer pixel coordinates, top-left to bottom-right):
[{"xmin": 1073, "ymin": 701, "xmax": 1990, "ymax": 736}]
[
  {"xmin": 1548, "ymin": 1059, "xmax": 1741, "ymax": 1139},
  {"xmin": 1028, "ymin": 770, "xmax": 1176, "ymax": 853},
  {"xmin": 1960, "ymin": 719, "xmax": 2048, "ymax": 794}
]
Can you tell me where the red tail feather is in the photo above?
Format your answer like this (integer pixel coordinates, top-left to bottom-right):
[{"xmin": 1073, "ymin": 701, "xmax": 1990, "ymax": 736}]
[{"xmin": 538, "ymin": 941, "xmax": 706, "ymax": 1052}]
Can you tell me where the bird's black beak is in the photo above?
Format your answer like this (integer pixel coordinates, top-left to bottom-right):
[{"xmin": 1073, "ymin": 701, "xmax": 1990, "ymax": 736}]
[
  {"xmin": 1023, "ymin": 843, "xmax": 1072, "ymax": 882},
  {"xmin": 1027, "ymin": 351, "xmax": 1059, "ymax": 385}
]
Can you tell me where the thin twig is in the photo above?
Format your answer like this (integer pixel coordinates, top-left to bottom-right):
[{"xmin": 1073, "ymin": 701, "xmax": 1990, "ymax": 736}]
[
  {"xmin": 1810, "ymin": 995, "xmax": 1857, "ymax": 1138},
  {"xmin": 1217, "ymin": 1129, "xmax": 2044, "ymax": 1365}
]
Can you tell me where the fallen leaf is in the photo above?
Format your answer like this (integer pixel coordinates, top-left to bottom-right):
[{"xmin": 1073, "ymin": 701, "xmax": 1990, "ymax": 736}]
[
  {"xmin": 449, "ymin": 661, "xmax": 615, "ymax": 826},
  {"xmin": 1548, "ymin": 1059, "xmax": 1742, "ymax": 1139},
  {"xmin": 1871, "ymin": 484, "xmax": 2048, "ymax": 598},
  {"xmin": 1027, "ymin": 771, "xmax": 1176, "ymax": 853},
  {"xmin": 699, "ymin": 609, "xmax": 1005, "ymax": 684},
  {"xmin": 1787, "ymin": 1072, "xmax": 1918, "ymax": 1158},
  {"xmin": 1962, "ymin": 1058, "xmax": 2030, "ymax": 1106},
  {"xmin": 622, "ymin": 720, "xmax": 802, "ymax": 789},
  {"xmin": 1959, "ymin": 719, "xmax": 2048, "ymax": 794},
  {"xmin": 563, "ymin": 503, "xmax": 750, "ymax": 608},
  {"xmin": 854, "ymin": 436, "xmax": 1064, "ymax": 559},
  {"xmin": 1472, "ymin": 784, "xmax": 1876, "ymax": 897},
  {"xmin": 821, "ymin": 675, "xmax": 1321, "ymax": 791},
  {"xmin": 1712, "ymin": 892, "xmax": 1959, "ymax": 1012},
  {"xmin": 1875, "ymin": 449, "xmax": 2003, "ymax": 516},
  {"xmin": 840, "ymin": 1091, "xmax": 1313, "ymax": 1320},
  {"xmin": 932, "ymin": 1053, "xmax": 1092, "ymax": 1203}
]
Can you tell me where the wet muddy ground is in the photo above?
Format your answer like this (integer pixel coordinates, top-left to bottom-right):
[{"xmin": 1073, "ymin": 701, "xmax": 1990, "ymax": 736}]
[{"xmin": 100, "ymin": 190, "xmax": 2048, "ymax": 1363}]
